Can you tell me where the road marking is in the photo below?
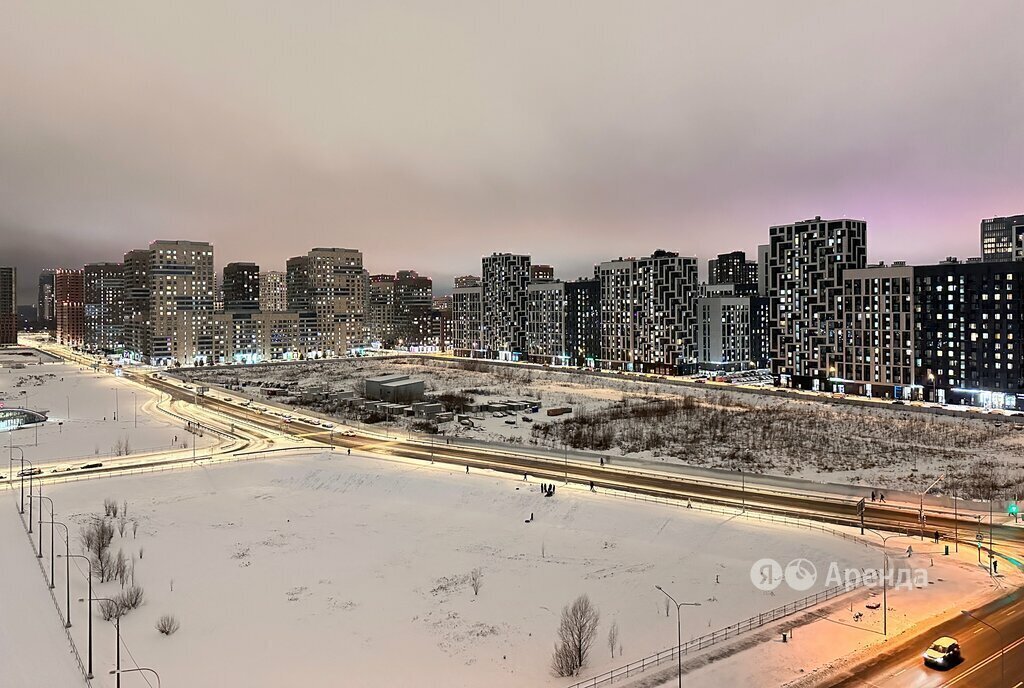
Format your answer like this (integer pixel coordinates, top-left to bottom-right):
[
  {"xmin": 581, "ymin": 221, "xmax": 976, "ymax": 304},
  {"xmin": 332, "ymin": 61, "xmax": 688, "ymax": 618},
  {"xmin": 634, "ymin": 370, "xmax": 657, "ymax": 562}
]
[
  {"xmin": 892, "ymin": 668, "xmax": 906, "ymax": 677},
  {"xmin": 1012, "ymin": 682, "xmax": 1022, "ymax": 688},
  {"xmin": 942, "ymin": 633, "xmax": 1024, "ymax": 686}
]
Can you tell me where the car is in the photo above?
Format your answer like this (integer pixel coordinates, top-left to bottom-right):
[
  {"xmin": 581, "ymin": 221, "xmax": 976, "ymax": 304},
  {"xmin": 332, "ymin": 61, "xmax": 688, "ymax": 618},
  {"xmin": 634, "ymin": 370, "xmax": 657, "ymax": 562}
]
[
  {"xmin": 81, "ymin": 462, "xmax": 103, "ymax": 470},
  {"xmin": 17, "ymin": 468, "xmax": 43, "ymax": 477},
  {"xmin": 522, "ymin": 416, "xmax": 533, "ymax": 423},
  {"xmin": 923, "ymin": 636, "xmax": 960, "ymax": 668},
  {"xmin": 321, "ymin": 422, "xmax": 335, "ymax": 429},
  {"xmin": 341, "ymin": 430, "xmax": 356, "ymax": 437},
  {"xmin": 892, "ymin": 400, "xmax": 905, "ymax": 405},
  {"xmin": 504, "ymin": 419, "xmax": 516, "ymax": 425}
]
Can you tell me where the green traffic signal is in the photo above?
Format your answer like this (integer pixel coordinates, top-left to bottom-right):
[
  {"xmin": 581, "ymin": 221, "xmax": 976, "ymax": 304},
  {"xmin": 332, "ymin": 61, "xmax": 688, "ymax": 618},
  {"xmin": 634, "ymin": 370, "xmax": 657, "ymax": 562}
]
[{"xmin": 1010, "ymin": 503, "xmax": 1019, "ymax": 515}]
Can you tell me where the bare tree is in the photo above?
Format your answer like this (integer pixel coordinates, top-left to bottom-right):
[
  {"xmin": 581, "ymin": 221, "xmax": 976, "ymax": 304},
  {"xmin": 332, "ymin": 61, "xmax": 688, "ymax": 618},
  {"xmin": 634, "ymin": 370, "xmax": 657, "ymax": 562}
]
[
  {"xmin": 114, "ymin": 549, "xmax": 128, "ymax": 587},
  {"xmin": 122, "ymin": 500, "xmax": 128, "ymax": 518},
  {"xmin": 607, "ymin": 620, "xmax": 619, "ymax": 659},
  {"xmin": 470, "ymin": 568, "xmax": 483, "ymax": 596},
  {"xmin": 663, "ymin": 597, "xmax": 670, "ymax": 618},
  {"xmin": 551, "ymin": 594, "xmax": 601, "ymax": 677},
  {"xmin": 156, "ymin": 614, "xmax": 180, "ymax": 635},
  {"xmin": 132, "ymin": 520, "xmax": 139, "ymax": 538},
  {"xmin": 117, "ymin": 516, "xmax": 127, "ymax": 538}
]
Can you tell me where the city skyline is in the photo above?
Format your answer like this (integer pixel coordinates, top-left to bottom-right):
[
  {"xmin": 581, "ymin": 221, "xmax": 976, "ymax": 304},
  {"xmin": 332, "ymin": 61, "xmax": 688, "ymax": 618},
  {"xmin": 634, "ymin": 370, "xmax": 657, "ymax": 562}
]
[{"xmin": 3, "ymin": 2, "xmax": 1024, "ymax": 302}]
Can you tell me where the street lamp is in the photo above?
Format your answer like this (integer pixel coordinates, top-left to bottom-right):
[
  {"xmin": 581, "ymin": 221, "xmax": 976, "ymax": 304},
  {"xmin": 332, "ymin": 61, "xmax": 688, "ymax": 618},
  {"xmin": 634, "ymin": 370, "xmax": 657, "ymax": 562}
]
[
  {"xmin": 132, "ymin": 392, "xmax": 137, "ymax": 429},
  {"xmin": 20, "ymin": 456, "xmax": 36, "ymax": 534},
  {"xmin": 113, "ymin": 387, "xmax": 119, "ymax": 421},
  {"xmin": 94, "ymin": 597, "xmax": 122, "ymax": 688},
  {"xmin": 45, "ymin": 520, "xmax": 71, "ymax": 625},
  {"xmin": 29, "ymin": 494, "xmax": 54, "ymax": 576},
  {"xmin": 961, "ymin": 610, "xmax": 1003, "ymax": 682},
  {"xmin": 59, "ymin": 553, "xmax": 94, "ymax": 677},
  {"xmin": 10, "ymin": 445, "xmax": 25, "ymax": 513},
  {"xmin": 920, "ymin": 474, "xmax": 944, "ymax": 541},
  {"xmin": 655, "ymin": 585, "xmax": 701, "ymax": 688},
  {"xmin": 110, "ymin": 668, "xmax": 160, "ymax": 688},
  {"xmin": 866, "ymin": 529, "xmax": 898, "ymax": 636}
]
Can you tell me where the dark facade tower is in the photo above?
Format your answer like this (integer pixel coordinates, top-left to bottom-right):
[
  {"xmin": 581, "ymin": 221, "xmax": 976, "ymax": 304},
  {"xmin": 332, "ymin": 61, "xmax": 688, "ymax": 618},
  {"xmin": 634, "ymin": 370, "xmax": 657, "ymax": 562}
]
[
  {"xmin": 84, "ymin": 262, "xmax": 125, "ymax": 352},
  {"xmin": 37, "ymin": 269, "xmax": 56, "ymax": 330},
  {"xmin": 223, "ymin": 262, "xmax": 261, "ymax": 312},
  {"xmin": 55, "ymin": 269, "xmax": 85, "ymax": 347},
  {"xmin": 981, "ymin": 215, "xmax": 1024, "ymax": 262},
  {"xmin": 0, "ymin": 267, "xmax": 16, "ymax": 344},
  {"xmin": 768, "ymin": 216, "xmax": 867, "ymax": 389},
  {"xmin": 481, "ymin": 253, "xmax": 531, "ymax": 356}
]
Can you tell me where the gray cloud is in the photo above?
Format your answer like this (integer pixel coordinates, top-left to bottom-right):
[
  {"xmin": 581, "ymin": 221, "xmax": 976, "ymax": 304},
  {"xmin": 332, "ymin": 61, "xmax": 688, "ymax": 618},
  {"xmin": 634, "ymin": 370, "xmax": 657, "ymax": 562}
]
[{"xmin": 2, "ymin": 1, "xmax": 1022, "ymax": 303}]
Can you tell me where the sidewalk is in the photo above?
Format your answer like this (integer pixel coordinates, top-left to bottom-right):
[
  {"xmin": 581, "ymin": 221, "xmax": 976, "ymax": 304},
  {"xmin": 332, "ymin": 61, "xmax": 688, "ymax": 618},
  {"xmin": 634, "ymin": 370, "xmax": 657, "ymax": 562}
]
[
  {"xmin": 630, "ymin": 534, "xmax": 1023, "ymax": 688},
  {"xmin": 0, "ymin": 503, "xmax": 88, "ymax": 686}
]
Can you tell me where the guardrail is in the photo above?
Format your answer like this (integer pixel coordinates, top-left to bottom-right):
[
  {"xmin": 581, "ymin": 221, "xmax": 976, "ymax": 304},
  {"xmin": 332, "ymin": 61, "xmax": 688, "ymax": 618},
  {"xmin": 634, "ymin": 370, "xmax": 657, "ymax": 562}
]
[
  {"xmin": 14, "ymin": 504, "xmax": 92, "ymax": 686},
  {"xmin": 566, "ymin": 580, "xmax": 862, "ymax": 688}
]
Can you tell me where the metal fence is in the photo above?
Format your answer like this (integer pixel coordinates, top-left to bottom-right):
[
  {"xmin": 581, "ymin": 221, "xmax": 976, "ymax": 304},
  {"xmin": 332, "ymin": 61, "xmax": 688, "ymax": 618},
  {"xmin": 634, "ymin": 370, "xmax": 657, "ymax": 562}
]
[
  {"xmin": 566, "ymin": 580, "xmax": 862, "ymax": 688},
  {"xmin": 14, "ymin": 505, "xmax": 92, "ymax": 686}
]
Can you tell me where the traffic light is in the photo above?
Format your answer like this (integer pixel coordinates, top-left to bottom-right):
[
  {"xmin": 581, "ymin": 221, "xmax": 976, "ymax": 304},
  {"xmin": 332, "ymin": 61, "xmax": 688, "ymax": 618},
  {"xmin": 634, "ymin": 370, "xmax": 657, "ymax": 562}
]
[{"xmin": 1009, "ymin": 503, "xmax": 1019, "ymax": 516}]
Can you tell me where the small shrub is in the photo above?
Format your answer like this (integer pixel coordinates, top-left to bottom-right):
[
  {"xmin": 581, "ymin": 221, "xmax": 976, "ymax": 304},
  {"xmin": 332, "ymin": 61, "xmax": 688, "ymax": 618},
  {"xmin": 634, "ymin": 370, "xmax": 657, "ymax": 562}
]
[{"xmin": 155, "ymin": 614, "xmax": 180, "ymax": 636}]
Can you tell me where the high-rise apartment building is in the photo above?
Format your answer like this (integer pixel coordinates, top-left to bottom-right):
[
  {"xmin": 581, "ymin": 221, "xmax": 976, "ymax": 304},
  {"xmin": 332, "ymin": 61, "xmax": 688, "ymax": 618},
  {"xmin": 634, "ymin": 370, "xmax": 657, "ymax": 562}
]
[
  {"xmin": 0, "ymin": 267, "xmax": 16, "ymax": 344},
  {"xmin": 708, "ymin": 251, "xmax": 758, "ymax": 288},
  {"xmin": 222, "ymin": 262, "xmax": 260, "ymax": 312},
  {"xmin": 285, "ymin": 255, "xmax": 311, "ymax": 311},
  {"xmin": 981, "ymin": 214, "xmax": 1024, "ymax": 262},
  {"xmin": 481, "ymin": 253, "xmax": 531, "ymax": 356},
  {"xmin": 565, "ymin": 278, "xmax": 601, "ymax": 367},
  {"xmin": 84, "ymin": 262, "xmax": 125, "ymax": 352},
  {"xmin": 37, "ymin": 270, "xmax": 55, "ymax": 330},
  {"xmin": 367, "ymin": 274, "xmax": 397, "ymax": 344},
  {"xmin": 526, "ymin": 280, "xmax": 567, "ymax": 363},
  {"xmin": 395, "ymin": 270, "xmax": 433, "ymax": 344},
  {"xmin": 451, "ymin": 284, "xmax": 483, "ymax": 354},
  {"xmin": 597, "ymin": 250, "xmax": 698, "ymax": 373},
  {"xmin": 55, "ymin": 269, "xmax": 85, "ymax": 347},
  {"xmin": 836, "ymin": 263, "xmax": 916, "ymax": 399},
  {"xmin": 123, "ymin": 249, "xmax": 152, "ymax": 362},
  {"xmin": 695, "ymin": 284, "xmax": 769, "ymax": 372},
  {"xmin": 259, "ymin": 271, "xmax": 287, "ymax": 312},
  {"xmin": 767, "ymin": 216, "xmax": 867, "ymax": 388},
  {"xmin": 304, "ymin": 248, "xmax": 368, "ymax": 355},
  {"xmin": 148, "ymin": 240, "xmax": 215, "ymax": 365},
  {"xmin": 454, "ymin": 275, "xmax": 481, "ymax": 289}
]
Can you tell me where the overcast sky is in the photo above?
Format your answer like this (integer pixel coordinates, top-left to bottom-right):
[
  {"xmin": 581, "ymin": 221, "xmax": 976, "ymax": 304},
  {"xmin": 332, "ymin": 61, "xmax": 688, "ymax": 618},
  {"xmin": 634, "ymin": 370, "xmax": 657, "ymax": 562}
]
[{"xmin": 2, "ymin": 1, "xmax": 1022, "ymax": 303}]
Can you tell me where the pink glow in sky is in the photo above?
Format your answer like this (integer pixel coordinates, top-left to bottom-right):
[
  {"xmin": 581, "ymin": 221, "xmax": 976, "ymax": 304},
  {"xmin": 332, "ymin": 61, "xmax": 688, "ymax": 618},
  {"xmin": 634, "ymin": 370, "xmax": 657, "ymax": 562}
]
[{"xmin": 1, "ymin": 1, "xmax": 1022, "ymax": 299}]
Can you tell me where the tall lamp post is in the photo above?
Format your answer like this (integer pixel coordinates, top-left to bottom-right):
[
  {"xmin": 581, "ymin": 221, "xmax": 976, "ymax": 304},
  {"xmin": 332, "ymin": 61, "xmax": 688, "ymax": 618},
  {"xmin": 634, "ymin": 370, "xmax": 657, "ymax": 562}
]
[
  {"xmin": 29, "ymin": 494, "xmax": 54, "ymax": 576},
  {"xmin": 131, "ymin": 392, "xmax": 137, "ymax": 429},
  {"xmin": 11, "ymin": 446, "xmax": 25, "ymax": 513},
  {"xmin": 113, "ymin": 387, "xmax": 119, "ymax": 421},
  {"xmin": 46, "ymin": 521, "xmax": 71, "ymax": 625},
  {"xmin": 655, "ymin": 585, "xmax": 701, "ymax": 688},
  {"xmin": 962, "ymin": 610, "xmax": 1003, "ymax": 682},
  {"xmin": 59, "ymin": 553, "xmax": 94, "ymax": 677},
  {"xmin": 20, "ymin": 456, "xmax": 36, "ymax": 534},
  {"xmin": 866, "ymin": 529, "xmax": 898, "ymax": 636},
  {"xmin": 110, "ymin": 668, "xmax": 160, "ymax": 688},
  {"xmin": 920, "ymin": 474, "xmax": 944, "ymax": 541},
  {"xmin": 94, "ymin": 597, "xmax": 122, "ymax": 688}
]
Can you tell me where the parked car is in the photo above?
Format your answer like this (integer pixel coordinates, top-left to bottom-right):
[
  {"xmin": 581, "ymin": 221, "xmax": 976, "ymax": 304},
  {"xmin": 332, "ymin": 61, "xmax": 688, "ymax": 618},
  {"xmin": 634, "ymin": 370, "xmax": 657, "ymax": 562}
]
[
  {"xmin": 923, "ymin": 636, "xmax": 960, "ymax": 668},
  {"xmin": 17, "ymin": 468, "xmax": 42, "ymax": 477},
  {"xmin": 81, "ymin": 463, "xmax": 103, "ymax": 470}
]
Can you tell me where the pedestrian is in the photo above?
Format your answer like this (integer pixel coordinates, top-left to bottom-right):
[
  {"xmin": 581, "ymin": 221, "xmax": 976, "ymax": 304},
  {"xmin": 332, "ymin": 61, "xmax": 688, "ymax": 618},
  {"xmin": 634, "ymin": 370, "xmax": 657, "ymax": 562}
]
[
  {"xmin": 871, "ymin": 490, "xmax": 876, "ymax": 502},
  {"xmin": 715, "ymin": 574, "xmax": 720, "ymax": 584},
  {"xmin": 466, "ymin": 465, "xmax": 469, "ymax": 474},
  {"xmin": 994, "ymin": 560, "xmax": 999, "ymax": 574},
  {"xmin": 347, "ymin": 448, "xmax": 351, "ymax": 456},
  {"xmin": 934, "ymin": 530, "xmax": 940, "ymax": 544},
  {"xmin": 600, "ymin": 457, "xmax": 605, "ymax": 467},
  {"xmin": 879, "ymin": 493, "xmax": 886, "ymax": 503},
  {"xmin": 530, "ymin": 512, "xmax": 534, "ymax": 521},
  {"xmin": 906, "ymin": 545, "xmax": 913, "ymax": 557},
  {"xmin": 589, "ymin": 480, "xmax": 594, "ymax": 492},
  {"xmin": 686, "ymin": 498, "xmax": 692, "ymax": 509},
  {"xmin": 523, "ymin": 473, "xmax": 527, "ymax": 480}
]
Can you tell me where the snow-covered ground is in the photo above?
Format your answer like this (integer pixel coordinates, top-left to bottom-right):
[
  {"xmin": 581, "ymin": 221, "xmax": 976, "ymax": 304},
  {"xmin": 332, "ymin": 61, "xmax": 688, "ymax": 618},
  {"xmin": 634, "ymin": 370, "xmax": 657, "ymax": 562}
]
[
  {"xmin": 40, "ymin": 449, "xmax": 872, "ymax": 688},
  {"xmin": 1, "ymin": 361, "xmax": 215, "ymax": 470},
  {"xmin": 183, "ymin": 357, "xmax": 1024, "ymax": 497},
  {"xmin": 1, "ymin": 501, "xmax": 87, "ymax": 687}
]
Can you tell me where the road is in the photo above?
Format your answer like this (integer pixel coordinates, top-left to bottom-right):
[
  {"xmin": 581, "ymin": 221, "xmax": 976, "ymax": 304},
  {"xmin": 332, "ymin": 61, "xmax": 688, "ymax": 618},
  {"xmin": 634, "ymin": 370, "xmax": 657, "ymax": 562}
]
[{"xmin": 828, "ymin": 589, "xmax": 1024, "ymax": 687}]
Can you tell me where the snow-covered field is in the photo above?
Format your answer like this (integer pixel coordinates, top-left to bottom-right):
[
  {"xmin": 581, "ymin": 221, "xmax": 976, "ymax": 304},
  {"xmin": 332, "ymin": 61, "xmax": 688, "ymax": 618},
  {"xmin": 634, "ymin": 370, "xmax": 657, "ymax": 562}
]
[
  {"xmin": 41, "ymin": 450, "xmax": 870, "ymax": 688},
  {"xmin": 183, "ymin": 357, "xmax": 1024, "ymax": 497},
  {"xmin": 1, "ymin": 360, "xmax": 215, "ymax": 469}
]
